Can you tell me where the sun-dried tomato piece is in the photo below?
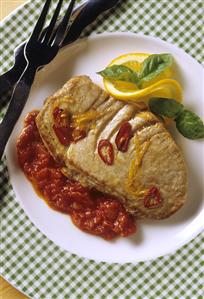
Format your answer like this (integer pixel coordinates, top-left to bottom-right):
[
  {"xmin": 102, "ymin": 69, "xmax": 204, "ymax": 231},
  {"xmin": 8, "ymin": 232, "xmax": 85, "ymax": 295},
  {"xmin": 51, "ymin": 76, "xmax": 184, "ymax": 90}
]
[
  {"xmin": 53, "ymin": 107, "xmax": 72, "ymax": 146},
  {"xmin": 115, "ymin": 121, "xmax": 133, "ymax": 152},
  {"xmin": 98, "ymin": 139, "xmax": 114, "ymax": 165},
  {"xmin": 144, "ymin": 187, "xmax": 162, "ymax": 209},
  {"xmin": 53, "ymin": 108, "xmax": 86, "ymax": 146},
  {"xmin": 53, "ymin": 107, "xmax": 63, "ymax": 121},
  {"xmin": 53, "ymin": 125, "xmax": 72, "ymax": 146}
]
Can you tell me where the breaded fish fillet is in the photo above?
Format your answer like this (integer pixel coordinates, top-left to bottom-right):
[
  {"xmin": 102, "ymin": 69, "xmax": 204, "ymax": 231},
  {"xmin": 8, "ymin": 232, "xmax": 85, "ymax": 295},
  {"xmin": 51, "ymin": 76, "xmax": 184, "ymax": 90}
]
[{"xmin": 36, "ymin": 76, "xmax": 187, "ymax": 219}]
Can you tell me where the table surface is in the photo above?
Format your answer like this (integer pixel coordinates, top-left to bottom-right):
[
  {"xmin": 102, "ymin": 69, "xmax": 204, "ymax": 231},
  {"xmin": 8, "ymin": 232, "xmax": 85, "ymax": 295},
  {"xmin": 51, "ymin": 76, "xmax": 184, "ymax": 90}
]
[
  {"xmin": 0, "ymin": 1, "xmax": 203, "ymax": 299},
  {"xmin": 0, "ymin": 2, "xmax": 27, "ymax": 299}
]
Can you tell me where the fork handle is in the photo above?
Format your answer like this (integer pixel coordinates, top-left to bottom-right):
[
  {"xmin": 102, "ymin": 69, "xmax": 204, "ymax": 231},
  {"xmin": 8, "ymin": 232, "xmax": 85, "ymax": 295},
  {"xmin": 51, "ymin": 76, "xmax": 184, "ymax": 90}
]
[
  {"xmin": 0, "ymin": 72, "xmax": 14, "ymax": 95},
  {"xmin": 0, "ymin": 65, "xmax": 37, "ymax": 160},
  {"xmin": 63, "ymin": 0, "xmax": 120, "ymax": 45}
]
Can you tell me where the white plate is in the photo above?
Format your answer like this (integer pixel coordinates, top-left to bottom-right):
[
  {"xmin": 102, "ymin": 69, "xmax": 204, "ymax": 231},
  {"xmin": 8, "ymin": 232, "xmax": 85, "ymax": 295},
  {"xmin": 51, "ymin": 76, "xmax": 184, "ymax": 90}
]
[{"xmin": 6, "ymin": 32, "xmax": 204, "ymax": 264}]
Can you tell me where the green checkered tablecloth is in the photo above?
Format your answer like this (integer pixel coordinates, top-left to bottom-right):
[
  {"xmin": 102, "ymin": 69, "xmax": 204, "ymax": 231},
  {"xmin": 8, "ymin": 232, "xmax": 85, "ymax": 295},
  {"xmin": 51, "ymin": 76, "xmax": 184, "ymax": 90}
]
[{"xmin": 0, "ymin": 0, "xmax": 204, "ymax": 298}]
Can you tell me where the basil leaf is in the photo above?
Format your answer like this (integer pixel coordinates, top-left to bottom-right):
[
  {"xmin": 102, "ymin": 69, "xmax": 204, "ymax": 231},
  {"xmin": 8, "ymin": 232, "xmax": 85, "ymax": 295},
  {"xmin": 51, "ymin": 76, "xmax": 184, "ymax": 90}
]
[
  {"xmin": 149, "ymin": 98, "xmax": 183, "ymax": 118},
  {"xmin": 139, "ymin": 54, "xmax": 173, "ymax": 86},
  {"xmin": 97, "ymin": 54, "xmax": 173, "ymax": 87},
  {"xmin": 176, "ymin": 110, "xmax": 204, "ymax": 139},
  {"xmin": 149, "ymin": 98, "xmax": 204, "ymax": 140},
  {"xmin": 97, "ymin": 65, "xmax": 139, "ymax": 84}
]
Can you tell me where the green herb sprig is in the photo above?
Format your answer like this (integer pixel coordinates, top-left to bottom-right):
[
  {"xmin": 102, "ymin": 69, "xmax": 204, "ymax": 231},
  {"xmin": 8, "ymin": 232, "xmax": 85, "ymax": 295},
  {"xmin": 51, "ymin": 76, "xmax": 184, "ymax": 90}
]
[
  {"xmin": 149, "ymin": 98, "xmax": 204, "ymax": 140},
  {"xmin": 97, "ymin": 64, "xmax": 139, "ymax": 84},
  {"xmin": 97, "ymin": 53, "xmax": 173, "ymax": 88}
]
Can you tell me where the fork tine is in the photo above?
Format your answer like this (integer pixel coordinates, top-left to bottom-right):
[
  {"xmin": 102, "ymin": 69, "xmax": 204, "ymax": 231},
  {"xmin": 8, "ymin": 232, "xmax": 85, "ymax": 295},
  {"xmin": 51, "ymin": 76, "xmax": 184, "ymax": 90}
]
[
  {"xmin": 30, "ymin": 0, "xmax": 52, "ymax": 41},
  {"xmin": 42, "ymin": 0, "xmax": 64, "ymax": 43},
  {"xmin": 52, "ymin": 0, "xmax": 76, "ymax": 46}
]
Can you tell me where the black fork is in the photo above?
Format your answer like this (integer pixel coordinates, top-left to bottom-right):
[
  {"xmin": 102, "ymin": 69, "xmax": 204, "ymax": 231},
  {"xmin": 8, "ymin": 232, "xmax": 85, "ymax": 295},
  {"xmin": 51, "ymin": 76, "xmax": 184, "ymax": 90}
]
[{"xmin": 0, "ymin": 0, "xmax": 76, "ymax": 160}]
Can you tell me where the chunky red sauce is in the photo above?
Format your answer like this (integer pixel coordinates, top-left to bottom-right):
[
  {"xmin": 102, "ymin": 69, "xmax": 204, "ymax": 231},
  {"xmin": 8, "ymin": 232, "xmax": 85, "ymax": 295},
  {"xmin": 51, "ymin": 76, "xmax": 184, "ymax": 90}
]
[{"xmin": 16, "ymin": 111, "xmax": 136, "ymax": 239}]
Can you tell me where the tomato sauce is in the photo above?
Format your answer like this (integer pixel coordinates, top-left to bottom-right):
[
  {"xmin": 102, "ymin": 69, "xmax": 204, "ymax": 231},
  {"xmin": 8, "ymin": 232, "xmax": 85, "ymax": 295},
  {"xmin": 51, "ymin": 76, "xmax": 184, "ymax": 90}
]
[{"xmin": 16, "ymin": 111, "xmax": 136, "ymax": 240}]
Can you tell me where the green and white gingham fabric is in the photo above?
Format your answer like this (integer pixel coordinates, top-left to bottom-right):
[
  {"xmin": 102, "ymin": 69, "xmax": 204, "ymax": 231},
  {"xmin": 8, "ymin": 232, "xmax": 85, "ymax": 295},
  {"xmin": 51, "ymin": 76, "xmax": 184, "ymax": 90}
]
[{"xmin": 0, "ymin": 1, "xmax": 204, "ymax": 298}]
